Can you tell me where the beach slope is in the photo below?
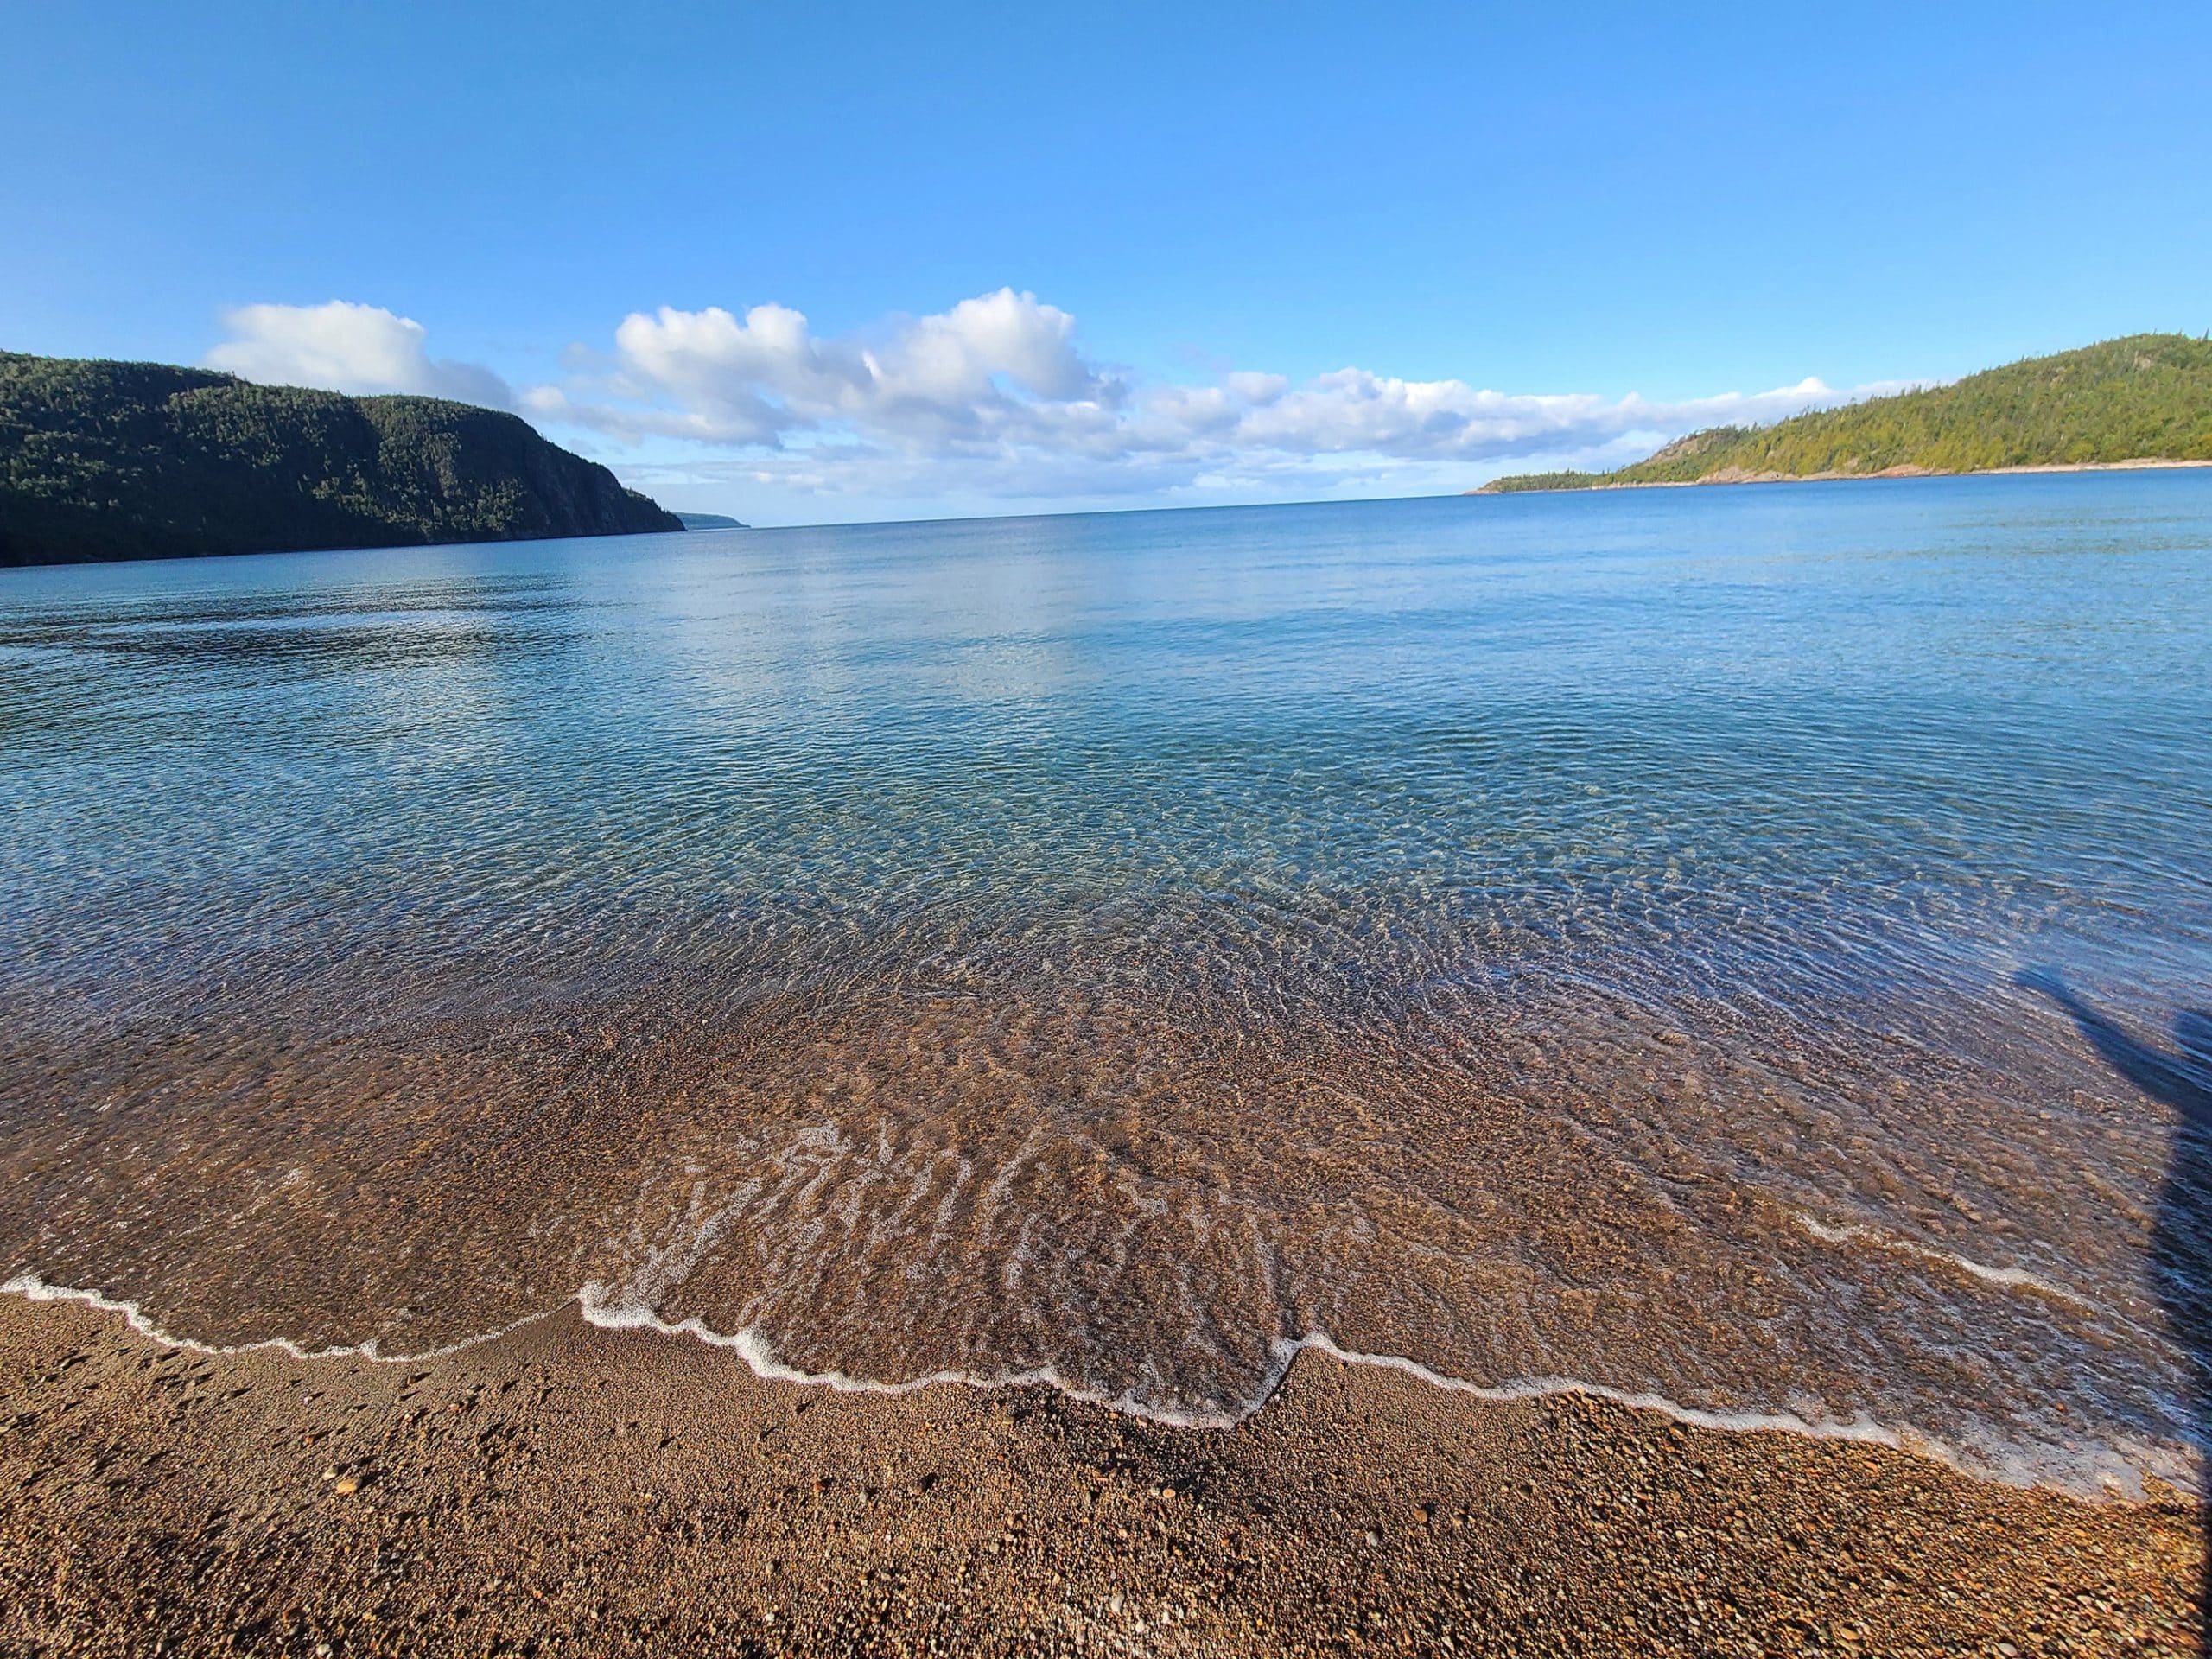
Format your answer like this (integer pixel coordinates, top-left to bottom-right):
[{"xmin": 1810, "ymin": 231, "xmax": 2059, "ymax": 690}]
[{"xmin": 1, "ymin": 1294, "xmax": 2196, "ymax": 1657}]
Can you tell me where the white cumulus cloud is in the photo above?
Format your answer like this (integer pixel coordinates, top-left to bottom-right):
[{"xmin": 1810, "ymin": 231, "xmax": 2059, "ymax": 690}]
[
  {"xmin": 537, "ymin": 289, "xmax": 1897, "ymax": 505},
  {"xmin": 207, "ymin": 301, "xmax": 514, "ymax": 409},
  {"xmin": 207, "ymin": 290, "xmax": 1914, "ymax": 515},
  {"xmin": 548, "ymin": 288, "xmax": 1118, "ymax": 451}
]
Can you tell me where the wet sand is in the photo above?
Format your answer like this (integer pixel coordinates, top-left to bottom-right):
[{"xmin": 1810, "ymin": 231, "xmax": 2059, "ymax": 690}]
[
  {"xmin": 6, "ymin": 963, "xmax": 2193, "ymax": 1495},
  {"xmin": 1, "ymin": 1295, "xmax": 2197, "ymax": 1657}
]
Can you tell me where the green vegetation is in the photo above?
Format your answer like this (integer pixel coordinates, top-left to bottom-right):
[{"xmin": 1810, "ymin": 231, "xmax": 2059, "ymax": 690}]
[
  {"xmin": 1483, "ymin": 334, "xmax": 2212, "ymax": 493},
  {"xmin": 0, "ymin": 351, "xmax": 683, "ymax": 566},
  {"xmin": 1473, "ymin": 469, "xmax": 1614, "ymax": 493}
]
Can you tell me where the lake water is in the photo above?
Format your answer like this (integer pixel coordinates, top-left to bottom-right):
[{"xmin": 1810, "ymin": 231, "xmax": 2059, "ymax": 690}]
[{"xmin": 3, "ymin": 475, "xmax": 2209, "ymax": 1497}]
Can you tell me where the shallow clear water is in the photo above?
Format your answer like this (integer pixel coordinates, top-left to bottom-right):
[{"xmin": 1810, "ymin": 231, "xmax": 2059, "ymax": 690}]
[{"xmin": 3, "ymin": 475, "xmax": 2209, "ymax": 1494}]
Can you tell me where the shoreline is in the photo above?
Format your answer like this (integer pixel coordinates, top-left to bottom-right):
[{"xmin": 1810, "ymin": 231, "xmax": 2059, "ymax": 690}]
[
  {"xmin": 3, "ymin": 1293, "xmax": 2199, "ymax": 1656},
  {"xmin": 10, "ymin": 1273, "xmax": 2158, "ymax": 1499},
  {"xmin": 1470, "ymin": 456, "xmax": 2212, "ymax": 496}
]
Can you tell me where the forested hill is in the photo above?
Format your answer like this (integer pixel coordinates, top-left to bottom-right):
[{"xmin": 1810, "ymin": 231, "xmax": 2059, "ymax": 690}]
[
  {"xmin": 0, "ymin": 352, "xmax": 683, "ymax": 566},
  {"xmin": 1481, "ymin": 334, "xmax": 2212, "ymax": 493}
]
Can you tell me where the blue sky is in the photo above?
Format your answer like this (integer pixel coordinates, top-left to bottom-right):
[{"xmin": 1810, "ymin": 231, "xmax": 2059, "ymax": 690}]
[{"xmin": 5, "ymin": 1, "xmax": 2209, "ymax": 523}]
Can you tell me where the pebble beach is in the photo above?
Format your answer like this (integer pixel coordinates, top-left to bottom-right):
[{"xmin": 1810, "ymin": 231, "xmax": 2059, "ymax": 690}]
[{"xmin": 2, "ymin": 1294, "xmax": 2199, "ymax": 1657}]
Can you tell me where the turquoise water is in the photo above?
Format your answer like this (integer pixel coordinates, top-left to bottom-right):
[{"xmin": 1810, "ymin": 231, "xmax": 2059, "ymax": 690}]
[{"xmin": 3, "ymin": 474, "xmax": 2209, "ymax": 1494}]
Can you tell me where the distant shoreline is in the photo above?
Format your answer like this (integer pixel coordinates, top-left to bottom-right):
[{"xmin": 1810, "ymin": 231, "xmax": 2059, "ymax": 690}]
[{"xmin": 1471, "ymin": 456, "xmax": 2212, "ymax": 496}]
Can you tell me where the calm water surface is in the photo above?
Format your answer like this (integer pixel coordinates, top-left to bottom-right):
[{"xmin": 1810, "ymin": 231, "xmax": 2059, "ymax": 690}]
[{"xmin": 3, "ymin": 475, "xmax": 2209, "ymax": 1495}]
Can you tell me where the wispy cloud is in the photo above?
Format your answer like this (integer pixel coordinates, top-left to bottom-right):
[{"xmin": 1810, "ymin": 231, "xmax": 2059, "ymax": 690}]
[{"xmin": 211, "ymin": 290, "xmax": 1907, "ymax": 512}]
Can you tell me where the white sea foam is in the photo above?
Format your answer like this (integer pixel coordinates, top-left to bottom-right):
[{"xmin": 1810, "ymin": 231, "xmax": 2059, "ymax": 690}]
[
  {"xmin": 583, "ymin": 1289, "xmax": 2185, "ymax": 1497},
  {"xmin": 7, "ymin": 1271, "xmax": 2183, "ymax": 1502},
  {"xmin": 1, "ymin": 1274, "xmax": 551, "ymax": 1363},
  {"xmin": 1789, "ymin": 1211, "xmax": 2099, "ymax": 1310},
  {"xmin": 575, "ymin": 1281, "xmax": 1247, "ymax": 1427}
]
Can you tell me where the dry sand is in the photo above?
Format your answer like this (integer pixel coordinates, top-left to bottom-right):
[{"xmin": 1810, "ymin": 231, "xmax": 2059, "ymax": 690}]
[{"xmin": 0, "ymin": 1296, "xmax": 2200, "ymax": 1657}]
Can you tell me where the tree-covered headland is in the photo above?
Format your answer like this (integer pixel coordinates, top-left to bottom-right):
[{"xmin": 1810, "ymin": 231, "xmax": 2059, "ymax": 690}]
[
  {"xmin": 1, "ymin": 352, "xmax": 683, "ymax": 566},
  {"xmin": 1481, "ymin": 334, "xmax": 2212, "ymax": 493}
]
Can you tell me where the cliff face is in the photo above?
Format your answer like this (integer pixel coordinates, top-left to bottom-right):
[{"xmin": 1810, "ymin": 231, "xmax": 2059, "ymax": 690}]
[{"xmin": 0, "ymin": 352, "xmax": 683, "ymax": 567}]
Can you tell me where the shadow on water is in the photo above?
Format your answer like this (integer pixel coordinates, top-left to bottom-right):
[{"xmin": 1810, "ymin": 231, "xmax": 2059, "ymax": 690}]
[{"xmin": 2019, "ymin": 969, "xmax": 2212, "ymax": 1640}]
